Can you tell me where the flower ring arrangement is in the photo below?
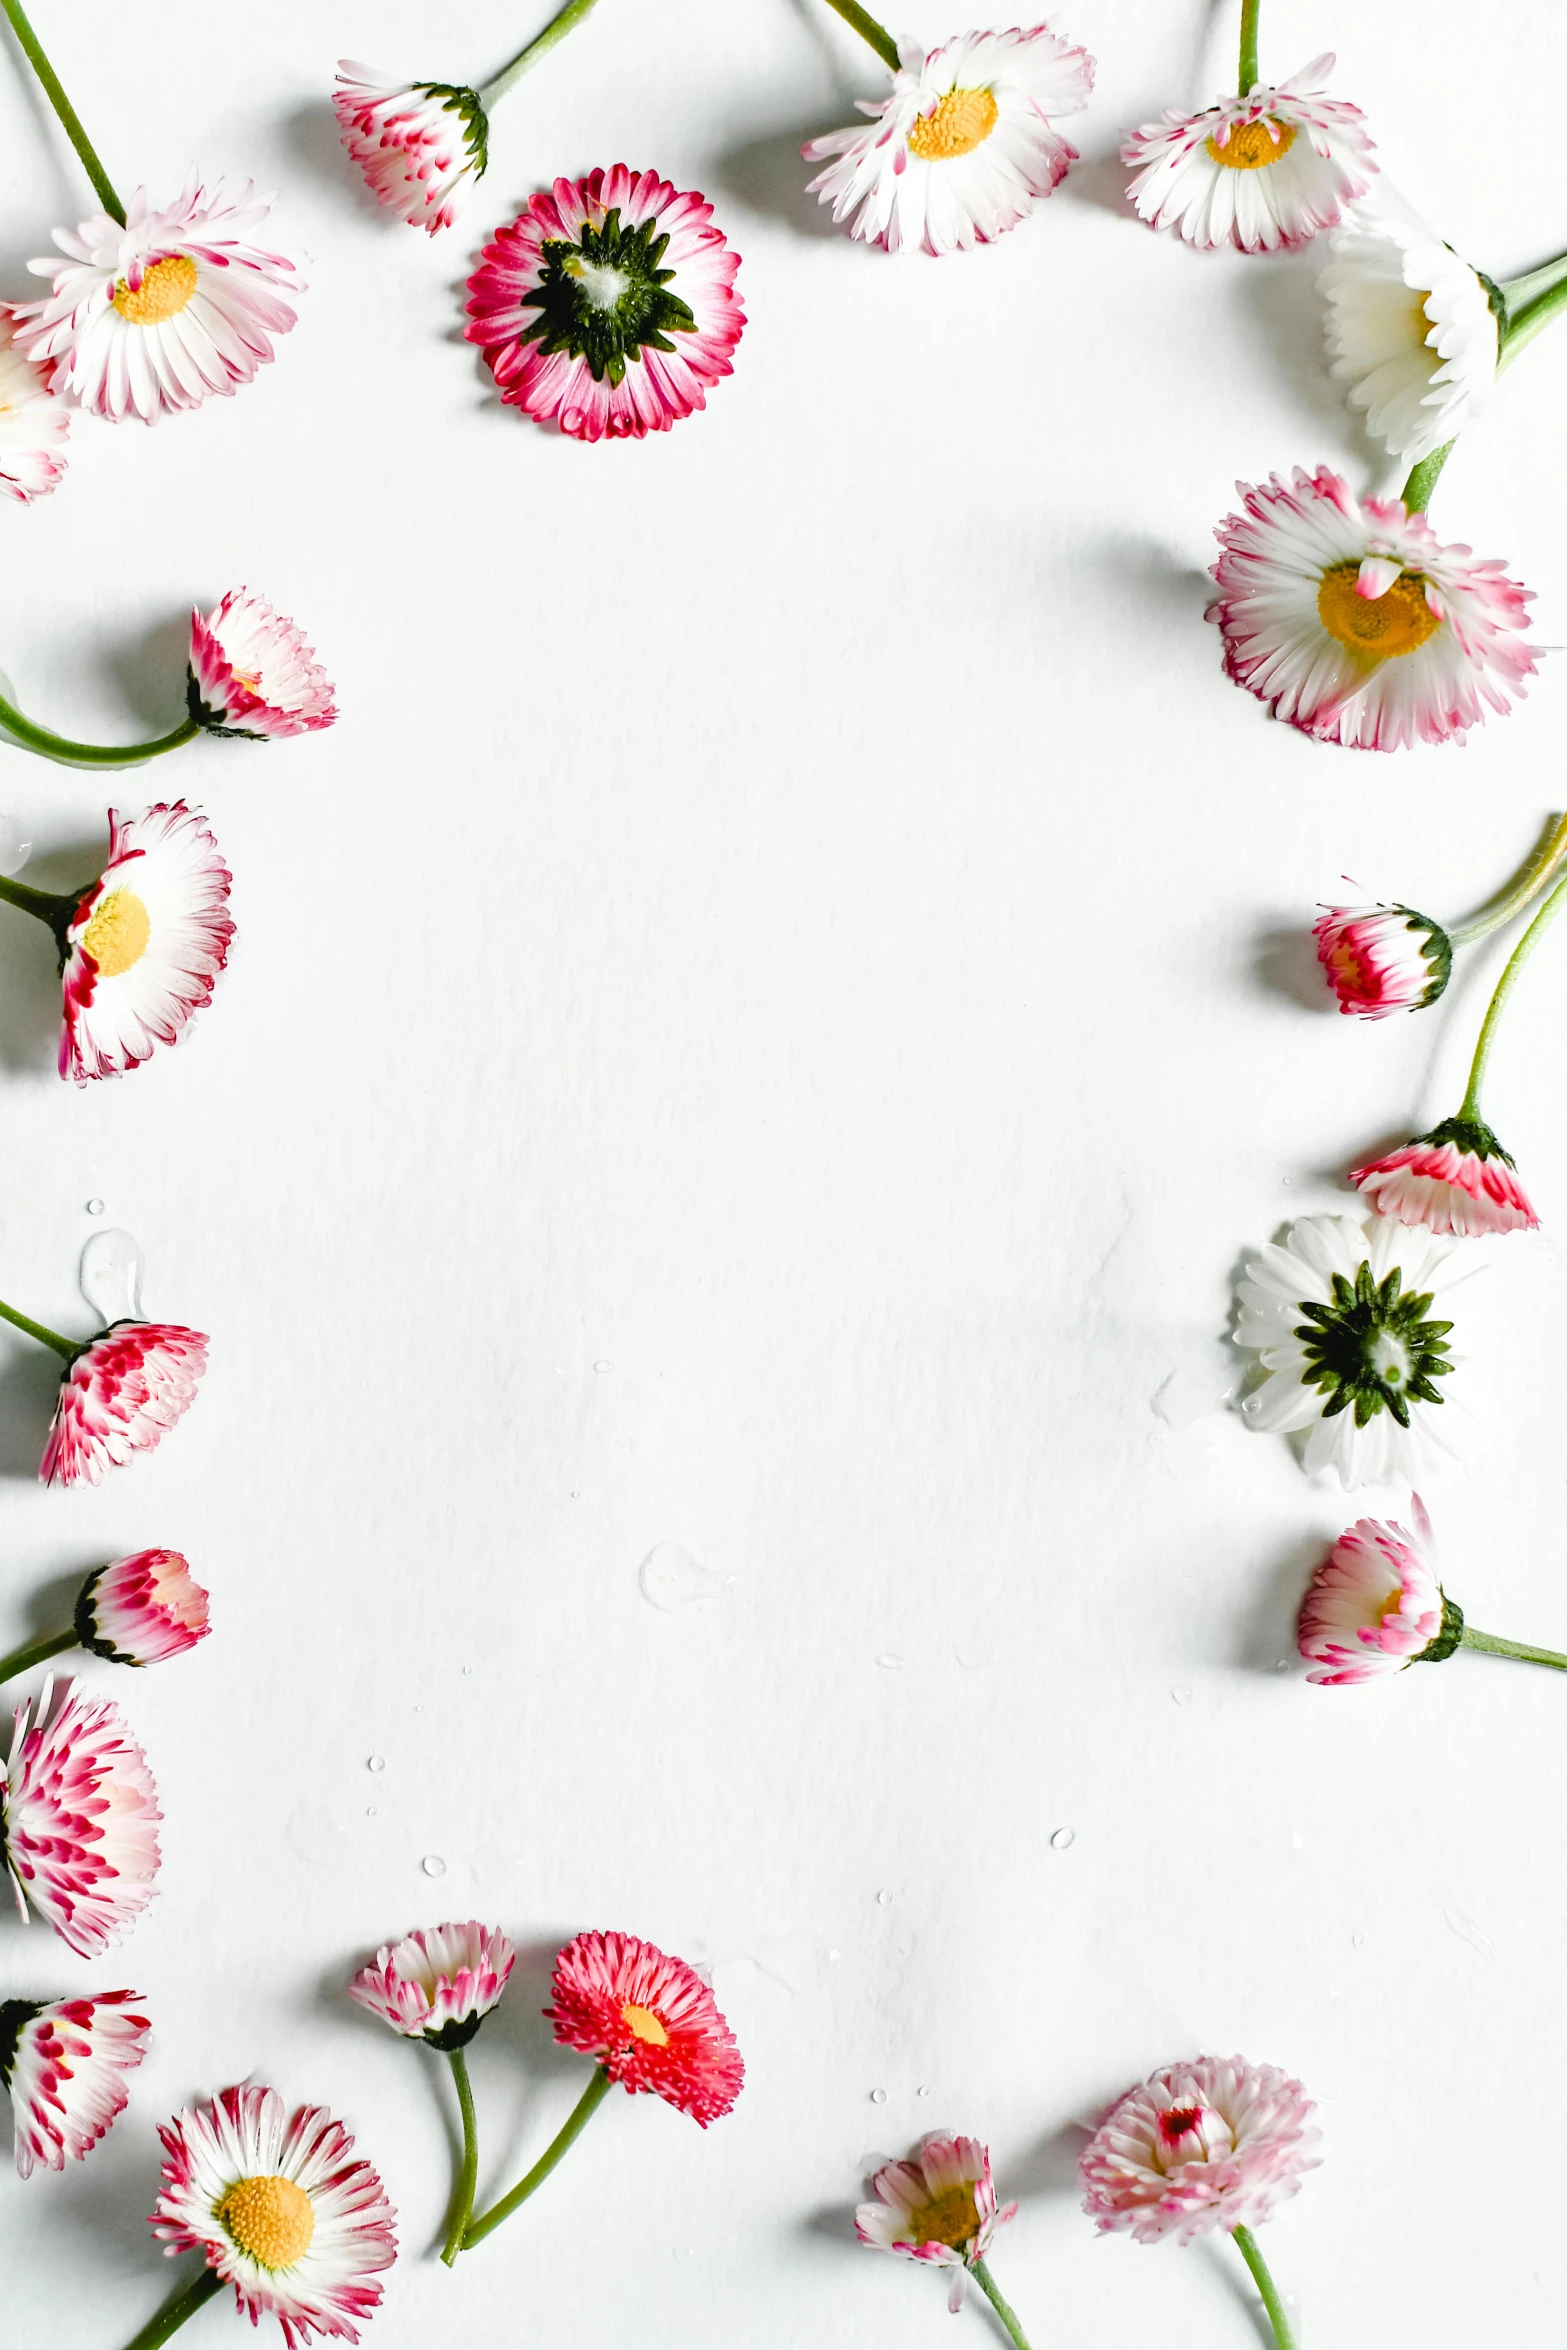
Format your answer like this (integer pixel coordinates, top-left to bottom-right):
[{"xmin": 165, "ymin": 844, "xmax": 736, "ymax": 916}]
[{"xmin": 1298, "ymin": 1498, "xmax": 1567, "ymax": 1685}]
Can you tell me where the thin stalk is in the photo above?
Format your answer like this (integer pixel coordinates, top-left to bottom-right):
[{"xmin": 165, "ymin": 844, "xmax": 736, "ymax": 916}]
[
  {"xmin": 1400, "ymin": 437, "xmax": 1454, "ymax": 516},
  {"xmin": 1500, "ymin": 273, "xmax": 1567, "ymax": 370},
  {"xmin": 0, "ymin": 686, "xmax": 198, "ymax": 769},
  {"xmin": 0, "ymin": 1626, "xmax": 74, "ymax": 1683},
  {"xmin": 0, "ymin": 869, "xmax": 78, "ymax": 935},
  {"xmin": 1450, "ymin": 809, "xmax": 1567, "ymax": 947},
  {"xmin": 971, "ymin": 2257, "xmax": 1033, "ymax": 2350},
  {"xmin": 440, "ymin": 2046, "xmax": 481, "ymax": 2267},
  {"xmin": 1237, "ymin": 0, "xmax": 1262, "ymax": 93},
  {"xmin": 0, "ymin": 0, "xmax": 123, "ymax": 221},
  {"xmin": 120, "ymin": 2266, "xmax": 224, "ymax": 2350},
  {"xmin": 816, "ymin": 0, "xmax": 900, "ymax": 75},
  {"xmin": 460, "ymin": 2065, "xmax": 613, "ymax": 2250},
  {"xmin": 1231, "ymin": 2226, "xmax": 1297, "ymax": 2350},
  {"xmin": 1499, "ymin": 250, "xmax": 1567, "ymax": 311},
  {"xmin": 479, "ymin": 0, "xmax": 603, "ymax": 106},
  {"xmin": 1462, "ymin": 1627, "xmax": 1567, "ymax": 1671},
  {"xmin": 1459, "ymin": 862, "xmax": 1567, "ymax": 1120},
  {"xmin": 0, "ymin": 1295, "xmax": 77, "ymax": 1358}
]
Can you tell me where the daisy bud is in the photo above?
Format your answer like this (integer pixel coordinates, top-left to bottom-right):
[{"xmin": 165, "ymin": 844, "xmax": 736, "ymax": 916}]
[
  {"xmin": 0, "ymin": 308, "xmax": 69, "ymax": 504},
  {"xmin": 1351, "ymin": 1114, "xmax": 1538, "ymax": 1237},
  {"xmin": 1121, "ymin": 55, "xmax": 1375, "ymax": 255},
  {"xmin": 187, "ymin": 589, "xmax": 336, "ymax": 739},
  {"xmin": 334, "ymin": 65, "xmax": 489, "ymax": 234},
  {"xmin": 41, "ymin": 1320, "xmax": 209, "ymax": 1488},
  {"xmin": 1080, "ymin": 2055, "xmax": 1319, "ymax": 2243},
  {"xmin": 74, "ymin": 1550, "xmax": 210, "ymax": 1668},
  {"xmin": 0, "ymin": 1677, "xmax": 161, "ymax": 1958},
  {"xmin": 350, "ymin": 1921, "xmax": 515, "ymax": 2050},
  {"xmin": 1297, "ymin": 1504, "xmax": 1460, "ymax": 1684},
  {"xmin": 546, "ymin": 1928, "xmax": 744, "ymax": 2124},
  {"xmin": 857, "ymin": 2134, "xmax": 1018, "ymax": 2314},
  {"xmin": 1, "ymin": 1989, "xmax": 150, "ymax": 2176},
  {"xmin": 1314, "ymin": 901, "xmax": 1451, "ymax": 1018}
]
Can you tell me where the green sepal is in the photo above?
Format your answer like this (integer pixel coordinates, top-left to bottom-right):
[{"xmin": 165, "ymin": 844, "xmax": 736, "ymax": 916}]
[
  {"xmin": 422, "ymin": 2012, "xmax": 485, "ymax": 2053},
  {"xmin": 415, "ymin": 83, "xmax": 490, "ymax": 178},
  {"xmin": 1394, "ymin": 906, "xmax": 1453, "ymax": 1007},
  {"xmin": 519, "ymin": 206, "xmax": 696, "ymax": 385},
  {"xmin": 186, "ymin": 668, "xmax": 269, "ymax": 744},
  {"xmin": 1413, "ymin": 1113, "xmax": 1515, "ymax": 1168},
  {"xmin": 1417, "ymin": 1592, "xmax": 1465, "ymax": 1664}
]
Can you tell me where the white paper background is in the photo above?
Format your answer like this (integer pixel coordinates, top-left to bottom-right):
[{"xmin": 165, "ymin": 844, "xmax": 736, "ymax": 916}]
[{"xmin": 3, "ymin": 2, "xmax": 1566, "ymax": 2341}]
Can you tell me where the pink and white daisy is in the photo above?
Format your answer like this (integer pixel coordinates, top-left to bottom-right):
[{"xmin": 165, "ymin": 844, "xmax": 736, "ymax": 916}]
[
  {"xmin": 857, "ymin": 2133, "xmax": 1017, "ymax": 2312},
  {"xmin": 1080, "ymin": 2056, "xmax": 1320, "ymax": 2244},
  {"xmin": 75, "ymin": 1549, "xmax": 211, "ymax": 1667},
  {"xmin": 0, "ymin": 307, "xmax": 69, "ymax": 503},
  {"xmin": 1121, "ymin": 55, "xmax": 1375, "ymax": 254},
  {"xmin": 1321, "ymin": 208, "xmax": 1500, "ymax": 466},
  {"xmin": 465, "ymin": 167, "xmax": 745, "ymax": 441},
  {"xmin": 187, "ymin": 590, "xmax": 336, "ymax": 738},
  {"xmin": 1297, "ymin": 1502, "xmax": 1451, "ymax": 1684},
  {"xmin": 41, "ymin": 1320, "xmax": 209, "ymax": 1488},
  {"xmin": 802, "ymin": 26, "xmax": 1095, "ymax": 257},
  {"xmin": 0, "ymin": 1677, "xmax": 160, "ymax": 1958},
  {"xmin": 334, "ymin": 65, "xmax": 488, "ymax": 234},
  {"xmin": 152, "ymin": 2082, "xmax": 397, "ymax": 2346},
  {"xmin": 546, "ymin": 1929, "xmax": 744, "ymax": 2124},
  {"xmin": 58, "ymin": 801, "xmax": 234, "ymax": 1084},
  {"xmin": 2, "ymin": 1989, "xmax": 151, "ymax": 2176},
  {"xmin": 1314, "ymin": 901, "xmax": 1451, "ymax": 1018},
  {"xmin": 10, "ymin": 175, "xmax": 303, "ymax": 424},
  {"xmin": 1351, "ymin": 1115, "xmax": 1537, "ymax": 1237},
  {"xmin": 1209, "ymin": 467, "xmax": 1535, "ymax": 751},
  {"xmin": 350, "ymin": 1921, "xmax": 514, "ymax": 2049}
]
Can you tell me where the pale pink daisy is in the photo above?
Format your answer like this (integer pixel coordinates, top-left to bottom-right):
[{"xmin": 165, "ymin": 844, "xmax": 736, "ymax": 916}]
[
  {"xmin": 75, "ymin": 1549, "xmax": 211, "ymax": 1667},
  {"xmin": 2, "ymin": 1989, "xmax": 151, "ymax": 2177},
  {"xmin": 802, "ymin": 26, "xmax": 1094, "ymax": 257},
  {"xmin": 857, "ymin": 2133, "xmax": 1017, "ymax": 2312},
  {"xmin": 465, "ymin": 167, "xmax": 745, "ymax": 441},
  {"xmin": 0, "ymin": 307, "xmax": 69, "ymax": 502},
  {"xmin": 334, "ymin": 65, "xmax": 488, "ymax": 234},
  {"xmin": 350, "ymin": 1921, "xmax": 515, "ymax": 2049},
  {"xmin": 41, "ymin": 1320, "xmax": 209, "ymax": 1488},
  {"xmin": 11, "ymin": 175, "xmax": 303, "ymax": 424},
  {"xmin": 546, "ymin": 1929, "xmax": 744, "ymax": 2123},
  {"xmin": 57, "ymin": 801, "xmax": 234, "ymax": 1083},
  {"xmin": 1209, "ymin": 467, "xmax": 1535, "ymax": 751},
  {"xmin": 1081, "ymin": 2056, "xmax": 1320, "ymax": 2243},
  {"xmin": 0, "ymin": 1677, "xmax": 161, "ymax": 1958},
  {"xmin": 152, "ymin": 2082, "xmax": 397, "ymax": 2346},
  {"xmin": 187, "ymin": 590, "xmax": 336, "ymax": 739},
  {"xmin": 1351, "ymin": 1115, "xmax": 1537, "ymax": 1237},
  {"xmin": 1314, "ymin": 901, "xmax": 1451, "ymax": 1018},
  {"xmin": 1122, "ymin": 55, "xmax": 1374, "ymax": 254},
  {"xmin": 1297, "ymin": 1502, "xmax": 1453, "ymax": 1684}
]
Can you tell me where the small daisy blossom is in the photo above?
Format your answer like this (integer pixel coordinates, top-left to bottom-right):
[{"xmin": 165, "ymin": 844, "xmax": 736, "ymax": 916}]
[
  {"xmin": 1321, "ymin": 209, "xmax": 1499, "ymax": 465},
  {"xmin": 1121, "ymin": 55, "xmax": 1375, "ymax": 253},
  {"xmin": 1235, "ymin": 1213, "xmax": 1459, "ymax": 1489},
  {"xmin": 1351, "ymin": 1115, "xmax": 1538, "ymax": 1238},
  {"xmin": 11, "ymin": 175, "xmax": 303, "ymax": 424},
  {"xmin": 465, "ymin": 167, "xmax": 745, "ymax": 442},
  {"xmin": 75, "ymin": 1549, "xmax": 211, "ymax": 1667},
  {"xmin": 1314, "ymin": 901, "xmax": 1451, "ymax": 1018},
  {"xmin": 59, "ymin": 801, "xmax": 234, "ymax": 1084},
  {"xmin": 1, "ymin": 1989, "xmax": 151, "ymax": 2177},
  {"xmin": 1080, "ymin": 2056, "xmax": 1320, "ymax": 2244},
  {"xmin": 152, "ymin": 2082, "xmax": 397, "ymax": 2346},
  {"xmin": 334, "ymin": 65, "xmax": 488, "ymax": 234},
  {"xmin": 40, "ymin": 1320, "xmax": 210, "ymax": 1488},
  {"xmin": 1297, "ymin": 1500, "xmax": 1455, "ymax": 1684},
  {"xmin": 1209, "ymin": 467, "xmax": 1535, "ymax": 751},
  {"xmin": 0, "ymin": 308, "xmax": 69, "ymax": 503},
  {"xmin": 546, "ymin": 1929, "xmax": 744, "ymax": 2124},
  {"xmin": 0, "ymin": 1677, "xmax": 160, "ymax": 1958},
  {"xmin": 350, "ymin": 1921, "xmax": 515, "ymax": 2049},
  {"xmin": 187, "ymin": 590, "xmax": 337, "ymax": 738},
  {"xmin": 802, "ymin": 26, "xmax": 1095, "ymax": 258},
  {"xmin": 857, "ymin": 2133, "xmax": 1017, "ymax": 2312}
]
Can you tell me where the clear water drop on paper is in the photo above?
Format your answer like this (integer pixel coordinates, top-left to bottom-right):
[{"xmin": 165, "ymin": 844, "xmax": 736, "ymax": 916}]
[
  {"xmin": 0, "ymin": 812, "xmax": 32, "ymax": 878},
  {"xmin": 1050, "ymin": 1827, "xmax": 1075, "ymax": 1851},
  {"xmin": 86, "ymin": 1198, "xmax": 105, "ymax": 1217},
  {"xmin": 366, "ymin": 1755, "xmax": 385, "ymax": 1773},
  {"xmin": 638, "ymin": 1540, "xmax": 727, "ymax": 1612},
  {"xmin": 869, "ymin": 2088, "xmax": 886, "ymax": 2105},
  {"xmin": 875, "ymin": 1888, "xmax": 892, "ymax": 1906},
  {"xmin": 79, "ymin": 1227, "xmax": 144, "ymax": 1325},
  {"xmin": 422, "ymin": 1854, "xmax": 446, "ymax": 1878},
  {"xmin": 875, "ymin": 1652, "xmax": 904, "ymax": 1670}
]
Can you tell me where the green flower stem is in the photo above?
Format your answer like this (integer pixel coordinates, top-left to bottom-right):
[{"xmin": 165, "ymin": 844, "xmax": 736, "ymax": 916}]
[
  {"xmin": 460, "ymin": 2065, "xmax": 613, "ymax": 2250},
  {"xmin": 0, "ymin": 0, "xmax": 123, "ymax": 222},
  {"xmin": 120, "ymin": 2266, "xmax": 224, "ymax": 2350},
  {"xmin": 818, "ymin": 0, "xmax": 901, "ymax": 75},
  {"xmin": 479, "ymin": 0, "xmax": 603, "ymax": 107},
  {"xmin": 0, "ymin": 1294, "xmax": 77, "ymax": 1358},
  {"xmin": 1399, "ymin": 437, "xmax": 1455, "ymax": 516},
  {"xmin": 1450, "ymin": 809, "xmax": 1567, "ymax": 947},
  {"xmin": 1499, "ymin": 250, "xmax": 1567, "ymax": 311},
  {"xmin": 0, "ymin": 869, "xmax": 79, "ymax": 940},
  {"xmin": 1461, "ymin": 1627, "xmax": 1567, "ymax": 1671},
  {"xmin": 971, "ymin": 2257, "xmax": 1033, "ymax": 2350},
  {"xmin": 1459, "ymin": 862, "xmax": 1567, "ymax": 1120},
  {"xmin": 440, "ymin": 2046, "xmax": 481, "ymax": 2267},
  {"xmin": 0, "ymin": 1626, "xmax": 75, "ymax": 1683},
  {"xmin": 0, "ymin": 684, "xmax": 198, "ymax": 769},
  {"xmin": 1500, "ymin": 271, "xmax": 1567, "ymax": 370},
  {"xmin": 1231, "ymin": 2226, "xmax": 1297, "ymax": 2350},
  {"xmin": 1237, "ymin": 0, "xmax": 1262, "ymax": 93}
]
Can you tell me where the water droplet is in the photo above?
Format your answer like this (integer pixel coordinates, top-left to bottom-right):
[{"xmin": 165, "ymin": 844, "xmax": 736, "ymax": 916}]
[
  {"xmin": 916, "ymin": 2085, "xmax": 930, "ymax": 2099},
  {"xmin": 366, "ymin": 1806, "xmax": 378, "ymax": 1817},
  {"xmin": 875, "ymin": 1652, "xmax": 904, "ymax": 1670},
  {"xmin": 1152, "ymin": 1362, "xmax": 1237, "ymax": 1430},
  {"xmin": 593, "ymin": 1359, "xmax": 613, "ymax": 1373},
  {"xmin": 1170, "ymin": 1686, "xmax": 1193, "ymax": 1706},
  {"xmin": 875, "ymin": 1888, "xmax": 892, "ymax": 1905},
  {"xmin": 1276, "ymin": 1658, "xmax": 1292, "ymax": 1672},
  {"xmin": 869, "ymin": 2088, "xmax": 886, "ymax": 2105},
  {"xmin": 0, "ymin": 812, "xmax": 33, "ymax": 877},
  {"xmin": 79, "ymin": 1226, "xmax": 145, "ymax": 1325},
  {"xmin": 422, "ymin": 1854, "xmax": 446, "ymax": 1878},
  {"xmin": 1050, "ymin": 1827, "xmax": 1075, "ymax": 1851},
  {"xmin": 562, "ymin": 408, "xmax": 584, "ymax": 434},
  {"xmin": 366, "ymin": 1755, "xmax": 385, "ymax": 1773},
  {"xmin": 1290, "ymin": 1829, "xmax": 1305, "ymax": 1851},
  {"xmin": 85, "ymin": 1198, "xmax": 105, "ymax": 1216},
  {"xmin": 638, "ymin": 1541, "xmax": 729, "ymax": 1612},
  {"xmin": 1351, "ymin": 1931, "xmax": 1364, "ymax": 1948},
  {"xmin": 462, "ymin": 1665, "xmax": 474, "ymax": 1676},
  {"xmin": 956, "ymin": 1648, "xmax": 992, "ymax": 1670}
]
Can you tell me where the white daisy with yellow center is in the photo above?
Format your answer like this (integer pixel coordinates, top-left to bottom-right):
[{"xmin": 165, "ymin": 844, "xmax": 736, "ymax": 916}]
[
  {"xmin": 1321, "ymin": 207, "xmax": 1500, "ymax": 464},
  {"xmin": 60, "ymin": 802, "xmax": 234, "ymax": 1084}
]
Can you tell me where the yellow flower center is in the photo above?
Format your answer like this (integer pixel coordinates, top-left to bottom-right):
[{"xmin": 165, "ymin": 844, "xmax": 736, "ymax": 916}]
[
  {"xmin": 216, "ymin": 2175, "xmax": 315, "ymax": 2271},
  {"xmin": 907, "ymin": 86, "xmax": 999, "ymax": 161},
  {"xmin": 1206, "ymin": 117, "xmax": 1297, "ymax": 169},
  {"xmin": 81, "ymin": 888, "xmax": 151, "ymax": 978},
  {"xmin": 111, "ymin": 253, "xmax": 198, "ymax": 326},
  {"xmin": 1317, "ymin": 563, "xmax": 1440, "ymax": 662},
  {"xmin": 1380, "ymin": 1586, "xmax": 1406, "ymax": 1623},
  {"xmin": 905, "ymin": 2184, "xmax": 981, "ymax": 2250},
  {"xmin": 622, "ymin": 2001, "xmax": 670, "ymax": 2046}
]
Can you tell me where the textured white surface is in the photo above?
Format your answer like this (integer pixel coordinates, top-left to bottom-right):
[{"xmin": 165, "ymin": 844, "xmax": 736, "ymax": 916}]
[{"xmin": 2, "ymin": 2, "xmax": 1567, "ymax": 2342}]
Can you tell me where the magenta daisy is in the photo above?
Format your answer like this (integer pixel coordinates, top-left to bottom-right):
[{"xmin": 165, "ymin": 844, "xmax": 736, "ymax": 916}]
[
  {"xmin": 0, "ymin": 307, "xmax": 69, "ymax": 503},
  {"xmin": 76, "ymin": 1549, "xmax": 211, "ymax": 1666},
  {"xmin": 802, "ymin": 26, "xmax": 1094, "ymax": 257},
  {"xmin": 187, "ymin": 590, "xmax": 336, "ymax": 739},
  {"xmin": 1297, "ymin": 1503, "xmax": 1448, "ymax": 1684},
  {"xmin": 0, "ymin": 1677, "xmax": 160, "ymax": 1958},
  {"xmin": 1209, "ymin": 467, "xmax": 1535, "ymax": 751},
  {"xmin": 858, "ymin": 2134, "xmax": 1018, "ymax": 2314},
  {"xmin": 1314, "ymin": 902, "xmax": 1451, "ymax": 1018},
  {"xmin": 1081, "ymin": 2055, "xmax": 1319, "ymax": 2243},
  {"xmin": 2, "ymin": 1989, "xmax": 150, "ymax": 2177},
  {"xmin": 546, "ymin": 1928, "xmax": 745, "ymax": 2123},
  {"xmin": 350, "ymin": 1920, "xmax": 514, "ymax": 2048},
  {"xmin": 1122, "ymin": 55, "xmax": 1374, "ymax": 253},
  {"xmin": 465, "ymin": 167, "xmax": 745, "ymax": 441},
  {"xmin": 334, "ymin": 66, "xmax": 487, "ymax": 233},
  {"xmin": 1351, "ymin": 1117, "xmax": 1537, "ymax": 1238},
  {"xmin": 151, "ymin": 2083, "xmax": 397, "ymax": 2346},
  {"xmin": 41, "ymin": 1320, "xmax": 210, "ymax": 1488}
]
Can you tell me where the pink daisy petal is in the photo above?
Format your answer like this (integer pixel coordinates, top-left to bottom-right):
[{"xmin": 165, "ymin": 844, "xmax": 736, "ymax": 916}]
[
  {"xmin": 59, "ymin": 801, "xmax": 234, "ymax": 1083},
  {"xmin": 333, "ymin": 64, "xmax": 488, "ymax": 235},
  {"xmin": 1, "ymin": 1990, "xmax": 151, "ymax": 2177},
  {"xmin": 1080, "ymin": 2056, "xmax": 1319, "ymax": 2242},
  {"xmin": 0, "ymin": 1678, "xmax": 161, "ymax": 1959},
  {"xmin": 1314, "ymin": 902, "xmax": 1451, "ymax": 1018},
  {"xmin": 187, "ymin": 591, "xmax": 336, "ymax": 738},
  {"xmin": 1351, "ymin": 1116, "xmax": 1538, "ymax": 1236},
  {"xmin": 0, "ymin": 307, "xmax": 69, "ymax": 502},
  {"xmin": 856, "ymin": 2131, "xmax": 1016, "ymax": 2278},
  {"xmin": 41, "ymin": 1321, "xmax": 209, "ymax": 1488},
  {"xmin": 1121, "ymin": 54, "xmax": 1375, "ymax": 253},
  {"xmin": 545, "ymin": 1929, "xmax": 744, "ymax": 2124},
  {"xmin": 349, "ymin": 1921, "xmax": 514, "ymax": 2048},
  {"xmin": 1297, "ymin": 1505, "xmax": 1453, "ymax": 1684},
  {"xmin": 75, "ymin": 1550, "xmax": 211, "ymax": 1667}
]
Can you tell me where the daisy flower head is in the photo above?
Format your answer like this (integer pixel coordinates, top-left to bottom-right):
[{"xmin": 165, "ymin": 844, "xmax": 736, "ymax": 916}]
[
  {"xmin": 350, "ymin": 1921, "xmax": 515, "ymax": 2050},
  {"xmin": 1297, "ymin": 1500, "xmax": 1459, "ymax": 1684},
  {"xmin": 1080, "ymin": 2056, "xmax": 1319, "ymax": 2244},
  {"xmin": 334, "ymin": 64, "xmax": 487, "ymax": 234},
  {"xmin": 40, "ymin": 1319, "xmax": 209, "ymax": 1488},
  {"xmin": 187, "ymin": 590, "xmax": 336, "ymax": 739},
  {"xmin": 1, "ymin": 1677, "xmax": 160, "ymax": 1958},
  {"xmin": 1352, "ymin": 1115, "xmax": 1537, "ymax": 1238},
  {"xmin": 546, "ymin": 1929, "xmax": 744, "ymax": 2124},
  {"xmin": 75, "ymin": 1549, "xmax": 211, "ymax": 1667},
  {"xmin": 0, "ymin": 307, "xmax": 69, "ymax": 503},
  {"xmin": 152, "ymin": 2082, "xmax": 397, "ymax": 2346},
  {"xmin": 1, "ymin": 1989, "xmax": 150, "ymax": 2177},
  {"xmin": 11, "ymin": 175, "xmax": 303, "ymax": 424},
  {"xmin": 1235, "ymin": 1213, "xmax": 1459, "ymax": 1488},
  {"xmin": 1121, "ymin": 55, "xmax": 1375, "ymax": 254},
  {"xmin": 58, "ymin": 801, "xmax": 233, "ymax": 1084},
  {"xmin": 465, "ymin": 167, "xmax": 745, "ymax": 441},
  {"xmin": 802, "ymin": 26, "xmax": 1095, "ymax": 258},
  {"xmin": 1314, "ymin": 901, "xmax": 1451, "ymax": 1018},
  {"xmin": 857, "ymin": 2134, "xmax": 1017, "ymax": 2312},
  {"xmin": 1209, "ymin": 467, "xmax": 1535, "ymax": 751},
  {"xmin": 1321, "ymin": 211, "xmax": 1500, "ymax": 466}
]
